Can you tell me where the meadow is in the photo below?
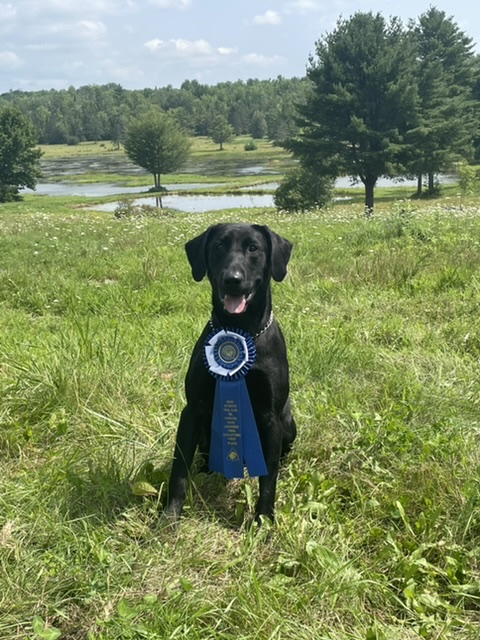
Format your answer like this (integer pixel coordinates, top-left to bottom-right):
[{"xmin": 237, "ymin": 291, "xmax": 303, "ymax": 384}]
[
  {"xmin": 1, "ymin": 168, "xmax": 480, "ymax": 638},
  {"xmin": 38, "ymin": 137, "xmax": 294, "ymax": 188}
]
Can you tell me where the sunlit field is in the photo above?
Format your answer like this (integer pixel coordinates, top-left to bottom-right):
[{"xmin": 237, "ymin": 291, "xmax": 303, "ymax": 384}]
[
  {"xmin": 1, "ymin": 187, "xmax": 480, "ymax": 638},
  {"xmin": 38, "ymin": 136, "xmax": 289, "ymax": 160},
  {"xmin": 36, "ymin": 136, "xmax": 295, "ymax": 190}
]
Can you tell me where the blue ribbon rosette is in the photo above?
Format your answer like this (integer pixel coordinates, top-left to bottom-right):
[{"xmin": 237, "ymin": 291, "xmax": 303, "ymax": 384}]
[{"xmin": 204, "ymin": 328, "xmax": 268, "ymax": 479}]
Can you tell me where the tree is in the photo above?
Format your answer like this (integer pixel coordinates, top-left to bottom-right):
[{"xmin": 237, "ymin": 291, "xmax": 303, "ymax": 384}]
[
  {"xmin": 110, "ymin": 105, "xmax": 130, "ymax": 149},
  {"xmin": 286, "ymin": 12, "xmax": 419, "ymax": 215},
  {"xmin": 250, "ymin": 111, "xmax": 267, "ymax": 139},
  {"xmin": 473, "ymin": 55, "xmax": 480, "ymax": 162},
  {"xmin": 124, "ymin": 110, "xmax": 190, "ymax": 193},
  {"xmin": 0, "ymin": 77, "xmax": 309, "ymax": 147},
  {"xmin": 0, "ymin": 105, "xmax": 42, "ymax": 202},
  {"xmin": 407, "ymin": 7, "xmax": 476, "ymax": 195},
  {"xmin": 210, "ymin": 114, "xmax": 234, "ymax": 150}
]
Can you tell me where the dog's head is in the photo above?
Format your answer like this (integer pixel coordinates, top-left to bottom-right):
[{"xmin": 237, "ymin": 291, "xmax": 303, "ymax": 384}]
[{"xmin": 185, "ymin": 223, "xmax": 292, "ymax": 316}]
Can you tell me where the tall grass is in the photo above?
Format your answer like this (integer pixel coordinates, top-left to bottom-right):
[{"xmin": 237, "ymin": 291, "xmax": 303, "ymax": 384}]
[{"xmin": 1, "ymin": 198, "xmax": 479, "ymax": 639}]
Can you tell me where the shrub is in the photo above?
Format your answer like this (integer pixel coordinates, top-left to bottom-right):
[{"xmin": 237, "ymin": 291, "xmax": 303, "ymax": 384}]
[
  {"xmin": 274, "ymin": 166, "xmax": 334, "ymax": 212},
  {"xmin": 113, "ymin": 198, "xmax": 173, "ymax": 219},
  {"xmin": 457, "ymin": 161, "xmax": 479, "ymax": 202}
]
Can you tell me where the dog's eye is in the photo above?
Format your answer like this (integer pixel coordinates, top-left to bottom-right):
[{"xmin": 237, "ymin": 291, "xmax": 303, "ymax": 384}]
[
  {"xmin": 214, "ymin": 242, "xmax": 225, "ymax": 253},
  {"xmin": 248, "ymin": 244, "xmax": 258, "ymax": 252}
]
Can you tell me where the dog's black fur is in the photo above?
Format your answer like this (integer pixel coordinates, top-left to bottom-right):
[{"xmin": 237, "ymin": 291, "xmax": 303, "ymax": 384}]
[{"xmin": 164, "ymin": 223, "xmax": 296, "ymax": 522}]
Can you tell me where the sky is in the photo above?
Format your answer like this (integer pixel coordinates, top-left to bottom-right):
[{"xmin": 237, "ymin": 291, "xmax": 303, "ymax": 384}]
[{"xmin": 0, "ymin": 0, "xmax": 479, "ymax": 94}]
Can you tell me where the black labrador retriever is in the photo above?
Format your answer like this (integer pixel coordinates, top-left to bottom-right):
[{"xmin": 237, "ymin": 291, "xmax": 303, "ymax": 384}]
[{"xmin": 165, "ymin": 223, "xmax": 296, "ymax": 522}]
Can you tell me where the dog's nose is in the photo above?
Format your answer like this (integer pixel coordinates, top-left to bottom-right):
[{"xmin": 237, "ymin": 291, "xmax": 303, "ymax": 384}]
[{"xmin": 224, "ymin": 270, "xmax": 243, "ymax": 288}]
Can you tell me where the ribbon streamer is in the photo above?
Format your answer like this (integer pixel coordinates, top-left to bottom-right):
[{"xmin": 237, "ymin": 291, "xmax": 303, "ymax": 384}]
[{"xmin": 204, "ymin": 328, "xmax": 268, "ymax": 479}]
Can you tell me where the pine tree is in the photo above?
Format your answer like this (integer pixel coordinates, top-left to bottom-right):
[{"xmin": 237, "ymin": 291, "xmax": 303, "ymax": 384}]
[
  {"xmin": 407, "ymin": 7, "xmax": 476, "ymax": 195},
  {"xmin": 286, "ymin": 12, "xmax": 419, "ymax": 215}
]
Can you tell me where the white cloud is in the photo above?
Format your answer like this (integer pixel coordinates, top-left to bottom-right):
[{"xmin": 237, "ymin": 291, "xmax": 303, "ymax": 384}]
[
  {"xmin": 37, "ymin": 19, "xmax": 107, "ymax": 41},
  {"xmin": 218, "ymin": 47, "xmax": 236, "ymax": 56},
  {"xmin": 145, "ymin": 38, "xmax": 233, "ymax": 59},
  {"xmin": 285, "ymin": 0, "xmax": 322, "ymax": 12},
  {"xmin": 0, "ymin": 2, "xmax": 16, "ymax": 19},
  {"xmin": 148, "ymin": 0, "xmax": 190, "ymax": 9},
  {"xmin": 33, "ymin": 0, "xmax": 113, "ymax": 11},
  {"xmin": 25, "ymin": 43, "xmax": 60, "ymax": 52},
  {"xmin": 77, "ymin": 20, "xmax": 108, "ymax": 37},
  {"xmin": 242, "ymin": 53, "xmax": 284, "ymax": 65},
  {"xmin": 0, "ymin": 51, "xmax": 22, "ymax": 69},
  {"xmin": 254, "ymin": 10, "xmax": 282, "ymax": 26},
  {"xmin": 19, "ymin": 0, "xmax": 133, "ymax": 18}
]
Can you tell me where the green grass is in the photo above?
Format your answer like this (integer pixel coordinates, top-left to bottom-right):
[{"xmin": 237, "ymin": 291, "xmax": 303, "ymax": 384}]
[
  {"xmin": 39, "ymin": 173, "xmax": 279, "ymax": 192},
  {"xmin": 38, "ymin": 136, "xmax": 289, "ymax": 160},
  {"xmin": 1, "ymin": 196, "xmax": 480, "ymax": 639}
]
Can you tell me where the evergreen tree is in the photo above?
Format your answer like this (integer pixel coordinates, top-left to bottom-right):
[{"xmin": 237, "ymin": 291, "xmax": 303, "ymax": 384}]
[
  {"xmin": 0, "ymin": 105, "xmax": 42, "ymax": 202},
  {"xmin": 250, "ymin": 111, "xmax": 267, "ymax": 139},
  {"xmin": 286, "ymin": 12, "xmax": 419, "ymax": 215},
  {"xmin": 472, "ymin": 55, "xmax": 480, "ymax": 162},
  {"xmin": 407, "ymin": 7, "xmax": 476, "ymax": 195}
]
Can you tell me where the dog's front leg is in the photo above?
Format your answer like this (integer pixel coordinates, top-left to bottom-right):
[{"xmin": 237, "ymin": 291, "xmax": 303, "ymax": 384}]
[
  {"xmin": 255, "ymin": 420, "xmax": 283, "ymax": 522},
  {"xmin": 164, "ymin": 405, "xmax": 199, "ymax": 521}
]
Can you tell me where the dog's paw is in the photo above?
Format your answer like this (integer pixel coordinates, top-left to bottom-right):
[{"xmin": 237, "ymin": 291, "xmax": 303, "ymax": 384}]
[{"xmin": 160, "ymin": 503, "xmax": 183, "ymax": 530}]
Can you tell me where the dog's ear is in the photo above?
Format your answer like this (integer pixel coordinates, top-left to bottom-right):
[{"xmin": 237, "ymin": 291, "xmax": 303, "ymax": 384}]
[
  {"xmin": 255, "ymin": 225, "xmax": 293, "ymax": 282},
  {"xmin": 185, "ymin": 225, "xmax": 220, "ymax": 281}
]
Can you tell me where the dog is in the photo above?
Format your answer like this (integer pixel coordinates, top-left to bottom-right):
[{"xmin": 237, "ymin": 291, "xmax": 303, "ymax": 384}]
[{"xmin": 164, "ymin": 223, "xmax": 296, "ymax": 523}]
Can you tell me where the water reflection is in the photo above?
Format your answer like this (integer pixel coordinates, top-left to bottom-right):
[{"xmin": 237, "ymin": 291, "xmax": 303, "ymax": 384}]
[
  {"xmin": 92, "ymin": 193, "xmax": 276, "ymax": 213},
  {"xmin": 88, "ymin": 172, "xmax": 457, "ymax": 214},
  {"xmin": 27, "ymin": 182, "xmax": 222, "ymax": 197},
  {"xmin": 335, "ymin": 175, "xmax": 456, "ymax": 188},
  {"xmin": 240, "ymin": 182, "xmax": 279, "ymax": 191},
  {"xmin": 30, "ymin": 174, "xmax": 456, "ymax": 199}
]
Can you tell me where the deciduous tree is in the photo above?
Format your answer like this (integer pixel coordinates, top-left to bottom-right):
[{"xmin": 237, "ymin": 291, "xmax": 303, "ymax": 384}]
[
  {"xmin": 124, "ymin": 110, "xmax": 190, "ymax": 192},
  {"xmin": 210, "ymin": 114, "xmax": 234, "ymax": 150},
  {"xmin": 0, "ymin": 105, "xmax": 42, "ymax": 202}
]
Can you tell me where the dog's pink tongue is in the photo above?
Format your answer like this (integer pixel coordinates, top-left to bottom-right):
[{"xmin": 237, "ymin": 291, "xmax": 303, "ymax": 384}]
[{"xmin": 224, "ymin": 294, "xmax": 247, "ymax": 314}]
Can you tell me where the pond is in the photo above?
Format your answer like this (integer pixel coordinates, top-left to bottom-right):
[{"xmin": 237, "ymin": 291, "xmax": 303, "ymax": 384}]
[
  {"xmin": 335, "ymin": 175, "xmax": 457, "ymax": 188},
  {"xmin": 38, "ymin": 154, "xmax": 287, "ymax": 180},
  {"xmin": 29, "ymin": 152, "xmax": 458, "ymax": 213},
  {"xmin": 28, "ymin": 182, "xmax": 222, "ymax": 197},
  {"xmin": 30, "ymin": 174, "xmax": 457, "ymax": 201},
  {"xmin": 92, "ymin": 193, "xmax": 276, "ymax": 213},
  {"xmin": 87, "ymin": 173, "xmax": 458, "ymax": 214}
]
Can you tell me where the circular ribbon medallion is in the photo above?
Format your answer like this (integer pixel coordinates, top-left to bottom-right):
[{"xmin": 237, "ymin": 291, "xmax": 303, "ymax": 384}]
[{"xmin": 204, "ymin": 328, "xmax": 256, "ymax": 379}]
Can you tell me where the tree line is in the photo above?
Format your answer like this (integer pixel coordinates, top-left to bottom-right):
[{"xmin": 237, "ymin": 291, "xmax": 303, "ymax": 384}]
[
  {"xmin": 0, "ymin": 76, "xmax": 307, "ymax": 147},
  {"xmin": 1, "ymin": 7, "xmax": 479, "ymax": 211}
]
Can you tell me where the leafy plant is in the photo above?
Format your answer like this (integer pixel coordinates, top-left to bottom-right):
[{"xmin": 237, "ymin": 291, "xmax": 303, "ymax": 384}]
[
  {"xmin": 0, "ymin": 105, "xmax": 43, "ymax": 201},
  {"xmin": 274, "ymin": 166, "xmax": 334, "ymax": 212},
  {"xmin": 124, "ymin": 110, "xmax": 191, "ymax": 192}
]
